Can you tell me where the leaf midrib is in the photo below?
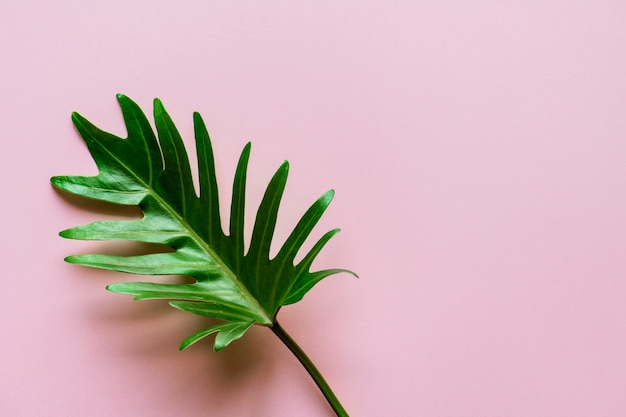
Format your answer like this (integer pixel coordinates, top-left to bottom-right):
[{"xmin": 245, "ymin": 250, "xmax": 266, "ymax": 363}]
[{"xmin": 89, "ymin": 132, "xmax": 273, "ymax": 326}]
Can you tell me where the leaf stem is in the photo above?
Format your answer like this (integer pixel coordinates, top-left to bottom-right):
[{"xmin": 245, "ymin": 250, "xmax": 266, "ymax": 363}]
[{"xmin": 271, "ymin": 321, "xmax": 349, "ymax": 417}]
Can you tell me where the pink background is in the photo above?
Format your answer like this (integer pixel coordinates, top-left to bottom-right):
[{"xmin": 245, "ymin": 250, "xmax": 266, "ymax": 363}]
[{"xmin": 2, "ymin": 1, "xmax": 626, "ymax": 416}]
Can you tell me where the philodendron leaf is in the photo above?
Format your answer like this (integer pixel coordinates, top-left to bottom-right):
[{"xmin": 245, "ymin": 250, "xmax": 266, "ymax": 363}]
[{"xmin": 51, "ymin": 94, "xmax": 356, "ymax": 351}]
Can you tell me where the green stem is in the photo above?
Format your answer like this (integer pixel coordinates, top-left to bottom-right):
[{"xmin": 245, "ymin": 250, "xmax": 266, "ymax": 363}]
[{"xmin": 271, "ymin": 320, "xmax": 349, "ymax": 417}]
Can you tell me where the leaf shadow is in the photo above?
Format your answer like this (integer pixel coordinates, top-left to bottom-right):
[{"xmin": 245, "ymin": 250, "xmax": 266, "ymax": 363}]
[
  {"xmin": 78, "ymin": 274, "xmax": 284, "ymax": 413},
  {"xmin": 56, "ymin": 188, "xmax": 284, "ymax": 412},
  {"xmin": 90, "ymin": 295, "xmax": 282, "ymax": 413},
  {"xmin": 184, "ymin": 323, "xmax": 283, "ymax": 414}
]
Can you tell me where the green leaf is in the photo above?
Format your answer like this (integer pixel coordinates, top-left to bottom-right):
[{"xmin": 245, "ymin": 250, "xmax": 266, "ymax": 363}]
[
  {"xmin": 51, "ymin": 94, "xmax": 355, "ymax": 350},
  {"xmin": 180, "ymin": 321, "xmax": 255, "ymax": 351}
]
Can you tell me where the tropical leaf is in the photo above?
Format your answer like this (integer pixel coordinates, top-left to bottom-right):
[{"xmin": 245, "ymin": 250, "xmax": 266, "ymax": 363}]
[{"xmin": 51, "ymin": 94, "xmax": 356, "ymax": 352}]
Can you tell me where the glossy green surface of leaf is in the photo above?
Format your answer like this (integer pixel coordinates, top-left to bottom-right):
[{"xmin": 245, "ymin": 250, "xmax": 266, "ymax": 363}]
[{"xmin": 51, "ymin": 95, "xmax": 355, "ymax": 351}]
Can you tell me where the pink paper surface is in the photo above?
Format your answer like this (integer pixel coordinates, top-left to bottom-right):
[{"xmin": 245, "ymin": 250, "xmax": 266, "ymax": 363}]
[{"xmin": 2, "ymin": 1, "xmax": 626, "ymax": 416}]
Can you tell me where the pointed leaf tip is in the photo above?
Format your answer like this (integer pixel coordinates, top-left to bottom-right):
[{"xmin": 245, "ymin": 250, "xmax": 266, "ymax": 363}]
[
  {"xmin": 322, "ymin": 189, "xmax": 335, "ymax": 203},
  {"xmin": 105, "ymin": 284, "xmax": 127, "ymax": 294},
  {"xmin": 241, "ymin": 142, "xmax": 252, "ymax": 156},
  {"xmin": 115, "ymin": 94, "xmax": 133, "ymax": 107},
  {"xmin": 49, "ymin": 175, "xmax": 62, "ymax": 188}
]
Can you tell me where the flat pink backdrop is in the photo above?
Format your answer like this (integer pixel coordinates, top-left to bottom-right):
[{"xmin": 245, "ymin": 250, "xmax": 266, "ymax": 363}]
[{"xmin": 2, "ymin": 1, "xmax": 625, "ymax": 416}]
